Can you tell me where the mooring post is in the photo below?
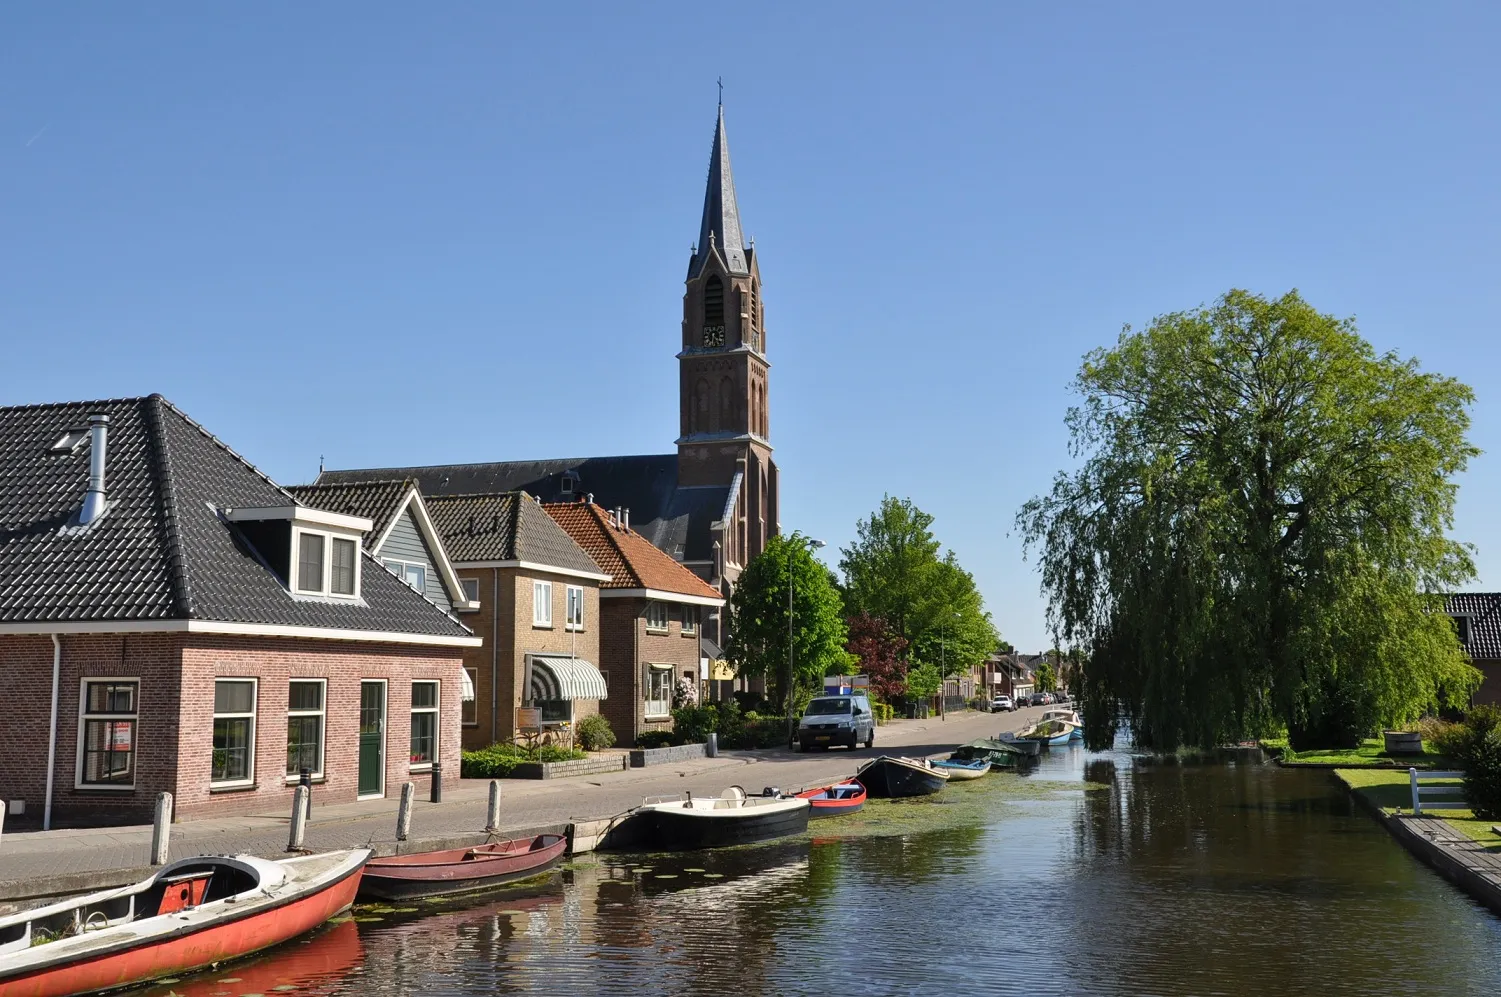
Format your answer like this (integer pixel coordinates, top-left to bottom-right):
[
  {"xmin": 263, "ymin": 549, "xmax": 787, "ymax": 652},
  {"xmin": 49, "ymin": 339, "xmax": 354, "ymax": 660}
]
[
  {"xmin": 287, "ymin": 785, "xmax": 309, "ymax": 852},
  {"xmin": 397, "ymin": 782, "xmax": 415, "ymax": 841},
  {"xmin": 430, "ymin": 761, "xmax": 443, "ymax": 804},
  {"xmin": 485, "ymin": 780, "xmax": 502, "ymax": 832},
  {"xmin": 150, "ymin": 792, "xmax": 173, "ymax": 865},
  {"xmin": 300, "ymin": 767, "xmax": 313, "ymax": 820}
]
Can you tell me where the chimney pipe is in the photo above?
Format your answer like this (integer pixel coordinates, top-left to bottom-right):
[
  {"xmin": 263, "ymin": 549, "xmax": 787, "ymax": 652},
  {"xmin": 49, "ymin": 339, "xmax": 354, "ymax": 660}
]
[
  {"xmin": 623, "ymin": 508, "xmax": 630, "ymax": 532},
  {"xmin": 80, "ymin": 414, "xmax": 110, "ymax": 526}
]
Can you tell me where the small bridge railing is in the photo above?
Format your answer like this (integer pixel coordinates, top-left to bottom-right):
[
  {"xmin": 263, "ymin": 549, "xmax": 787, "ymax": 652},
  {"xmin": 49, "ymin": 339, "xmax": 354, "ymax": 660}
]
[{"xmin": 1409, "ymin": 768, "xmax": 1467, "ymax": 816}]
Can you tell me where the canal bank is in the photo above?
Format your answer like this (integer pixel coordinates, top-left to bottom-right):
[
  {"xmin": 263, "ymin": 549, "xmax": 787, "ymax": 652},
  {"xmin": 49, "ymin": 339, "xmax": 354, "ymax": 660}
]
[{"xmin": 0, "ymin": 707, "xmax": 1028, "ymax": 905}]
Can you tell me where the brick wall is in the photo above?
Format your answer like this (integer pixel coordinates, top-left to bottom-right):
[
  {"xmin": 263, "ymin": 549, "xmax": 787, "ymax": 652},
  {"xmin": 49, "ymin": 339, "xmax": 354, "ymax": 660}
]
[
  {"xmin": 454, "ymin": 567, "xmax": 502, "ymax": 750},
  {"xmin": 507, "ymin": 570, "xmax": 600, "ymax": 742},
  {"xmin": 597, "ymin": 596, "xmax": 702, "ymax": 746}
]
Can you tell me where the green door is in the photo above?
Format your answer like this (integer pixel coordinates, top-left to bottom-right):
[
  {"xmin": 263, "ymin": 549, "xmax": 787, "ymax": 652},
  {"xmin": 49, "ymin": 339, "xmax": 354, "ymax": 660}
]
[{"xmin": 359, "ymin": 681, "xmax": 385, "ymax": 797}]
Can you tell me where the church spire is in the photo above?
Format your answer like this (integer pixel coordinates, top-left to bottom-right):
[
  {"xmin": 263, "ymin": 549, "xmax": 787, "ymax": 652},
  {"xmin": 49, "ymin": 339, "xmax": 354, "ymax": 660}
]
[{"xmin": 689, "ymin": 105, "xmax": 748, "ymax": 278}]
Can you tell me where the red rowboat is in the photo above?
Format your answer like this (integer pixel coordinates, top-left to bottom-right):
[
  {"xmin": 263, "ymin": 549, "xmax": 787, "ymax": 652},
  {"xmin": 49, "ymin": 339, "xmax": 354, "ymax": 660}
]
[
  {"xmin": 357, "ymin": 834, "xmax": 568, "ymax": 901},
  {"xmin": 0, "ymin": 849, "xmax": 368, "ymax": 997},
  {"xmin": 795, "ymin": 781, "xmax": 868, "ymax": 817}
]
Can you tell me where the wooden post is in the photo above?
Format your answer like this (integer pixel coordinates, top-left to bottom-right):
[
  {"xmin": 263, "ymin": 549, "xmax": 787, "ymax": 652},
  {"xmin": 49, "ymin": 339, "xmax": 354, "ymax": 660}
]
[
  {"xmin": 396, "ymin": 782, "xmax": 415, "ymax": 841},
  {"xmin": 485, "ymin": 780, "xmax": 501, "ymax": 832},
  {"xmin": 299, "ymin": 767, "xmax": 313, "ymax": 821},
  {"xmin": 150, "ymin": 792, "xmax": 173, "ymax": 865},
  {"xmin": 287, "ymin": 785, "xmax": 309, "ymax": 852}
]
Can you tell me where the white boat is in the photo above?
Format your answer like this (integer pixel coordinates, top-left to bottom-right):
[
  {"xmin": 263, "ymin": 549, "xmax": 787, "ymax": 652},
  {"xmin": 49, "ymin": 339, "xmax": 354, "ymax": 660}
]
[{"xmin": 637, "ymin": 787, "xmax": 811, "ymax": 849}]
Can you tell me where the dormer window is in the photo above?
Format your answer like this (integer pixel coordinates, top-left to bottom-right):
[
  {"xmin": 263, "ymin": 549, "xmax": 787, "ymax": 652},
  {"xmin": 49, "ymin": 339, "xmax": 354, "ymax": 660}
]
[
  {"xmin": 561, "ymin": 471, "xmax": 579, "ymax": 498},
  {"xmin": 293, "ymin": 528, "xmax": 360, "ymax": 598},
  {"xmin": 297, "ymin": 534, "xmax": 324, "ymax": 593},
  {"xmin": 227, "ymin": 505, "xmax": 370, "ymax": 602}
]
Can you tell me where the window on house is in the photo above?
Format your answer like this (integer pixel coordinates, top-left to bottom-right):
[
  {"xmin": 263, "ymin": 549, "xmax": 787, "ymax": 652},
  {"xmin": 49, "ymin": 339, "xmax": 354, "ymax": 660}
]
[
  {"xmin": 462, "ymin": 668, "xmax": 478, "ymax": 726},
  {"xmin": 1452, "ymin": 616, "xmax": 1472, "ymax": 645},
  {"xmin": 331, "ymin": 537, "xmax": 357, "ymax": 595},
  {"xmin": 461, "ymin": 578, "xmax": 480, "ymax": 605},
  {"xmin": 384, "ymin": 558, "xmax": 427, "ymax": 593},
  {"xmin": 78, "ymin": 680, "xmax": 138, "ymax": 787},
  {"xmin": 538, "ymin": 698, "xmax": 572, "ymax": 724},
  {"xmin": 410, "ymin": 680, "xmax": 439, "ymax": 769},
  {"xmin": 533, "ymin": 581, "xmax": 553, "ymax": 627},
  {"xmin": 681, "ymin": 605, "xmax": 697, "ymax": 636},
  {"xmin": 566, "ymin": 586, "xmax": 585, "ymax": 631},
  {"xmin": 645, "ymin": 665, "xmax": 673, "ymax": 718},
  {"xmin": 212, "ymin": 679, "xmax": 257, "ymax": 786},
  {"xmin": 645, "ymin": 601, "xmax": 669, "ymax": 632},
  {"xmin": 297, "ymin": 533, "xmax": 325, "ymax": 593},
  {"xmin": 286, "ymin": 679, "xmax": 325, "ymax": 779}
]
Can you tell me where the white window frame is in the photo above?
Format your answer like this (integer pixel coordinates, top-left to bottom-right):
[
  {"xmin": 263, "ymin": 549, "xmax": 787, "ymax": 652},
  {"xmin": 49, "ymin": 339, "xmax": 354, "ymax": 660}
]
[
  {"xmin": 285, "ymin": 678, "xmax": 327, "ymax": 783},
  {"xmin": 645, "ymin": 601, "xmax": 669, "ymax": 633},
  {"xmin": 75, "ymin": 677, "xmax": 140, "ymax": 791},
  {"xmin": 409, "ymin": 679, "xmax": 440, "ymax": 772},
  {"xmin": 460, "ymin": 577, "xmax": 480, "ymax": 610},
  {"xmin": 533, "ymin": 580, "xmax": 553, "ymax": 628},
  {"xmin": 566, "ymin": 585, "xmax": 585, "ymax": 631},
  {"xmin": 681, "ymin": 604, "xmax": 697, "ymax": 636},
  {"xmin": 211, "ymin": 678, "xmax": 259, "ymax": 789},
  {"xmin": 383, "ymin": 557, "xmax": 427, "ymax": 593},
  {"xmin": 462, "ymin": 667, "xmax": 479, "ymax": 726},
  {"xmin": 645, "ymin": 664, "xmax": 673, "ymax": 719},
  {"xmin": 291, "ymin": 526, "xmax": 362, "ymax": 600}
]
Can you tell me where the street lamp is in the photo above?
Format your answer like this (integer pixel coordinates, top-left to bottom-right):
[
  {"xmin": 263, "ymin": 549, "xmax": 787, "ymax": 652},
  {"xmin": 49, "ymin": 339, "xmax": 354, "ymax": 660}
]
[{"xmin": 786, "ymin": 536, "xmax": 826, "ymax": 749}]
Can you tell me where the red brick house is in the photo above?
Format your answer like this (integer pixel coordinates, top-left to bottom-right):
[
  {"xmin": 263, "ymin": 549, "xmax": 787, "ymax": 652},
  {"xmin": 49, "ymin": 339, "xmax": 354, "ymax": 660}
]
[
  {"xmin": 543, "ymin": 501, "xmax": 725, "ymax": 745},
  {"xmin": 0, "ymin": 396, "xmax": 479, "ymax": 828}
]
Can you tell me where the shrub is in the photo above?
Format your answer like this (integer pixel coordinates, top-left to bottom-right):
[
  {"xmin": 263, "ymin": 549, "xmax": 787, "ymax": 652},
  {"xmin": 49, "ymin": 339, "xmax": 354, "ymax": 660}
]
[
  {"xmin": 732, "ymin": 691, "xmax": 768, "ymax": 715},
  {"xmin": 635, "ymin": 730, "xmax": 682, "ymax": 749},
  {"xmin": 1287, "ymin": 672, "xmax": 1379, "ymax": 751},
  {"xmin": 871, "ymin": 702, "xmax": 895, "ymax": 725},
  {"xmin": 575, "ymin": 713, "xmax": 616, "ymax": 751},
  {"xmin": 1420, "ymin": 715, "xmax": 1465, "ymax": 757},
  {"xmin": 461, "ymin": 741, "xmax": 586, "ymax": 777},
  {"xmin": 1466, "ymin": 726, "xmax": 1501, "ymax": 820},
  {"xmin": 673, "ymin": 677, "xmax": 699, "ymax": 709}
]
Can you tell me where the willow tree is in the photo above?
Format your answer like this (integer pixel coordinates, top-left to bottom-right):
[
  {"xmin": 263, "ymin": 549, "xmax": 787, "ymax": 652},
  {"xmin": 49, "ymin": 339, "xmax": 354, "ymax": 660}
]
[{"xmin": 1019, "ymin": 289, "xmax": 1480, "ymax": 751}]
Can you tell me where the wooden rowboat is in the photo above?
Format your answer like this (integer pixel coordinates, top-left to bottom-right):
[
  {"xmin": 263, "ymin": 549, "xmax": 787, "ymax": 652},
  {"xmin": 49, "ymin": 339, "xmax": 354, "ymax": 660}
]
[
  {"xmin": 357, "ymin": 834, "xmax": 568, "ymax": 901},
  {"xmin": 795, "ymin": 781, "xmax": 867, "ymax": 817},
  {"xmin": 856, "ymin": 756, "xmax": 950, "ymax": 798},
  {"xmin": 931, "ymin": 758, "xmax": 990, "ymax": 780},
  {"xmin": 0, "ymin": 850, "xmax": 368, "ymax": 997}
]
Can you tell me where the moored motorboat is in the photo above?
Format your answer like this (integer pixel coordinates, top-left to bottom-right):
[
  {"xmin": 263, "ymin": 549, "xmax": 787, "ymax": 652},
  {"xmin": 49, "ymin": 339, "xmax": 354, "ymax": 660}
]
[
  {"xmin": 0, "ymin": 850, "xmax": 369, "ymax": 997},
  {"xmin": 995, "ymin": 732, "xmax": 1042, "ymax": 756},
  {"xmin": 795, "ymin": 782, "xmax": 868, "ymax": 818},
  {"xmin": 931, "ymin": 758, "xmax": 990, "ymax": 780},
  {"xmin": 1017, "ymin": 719, "xmax": 1076, "ymax": 746},
  {"xmin": 856, "ymin": 756, "xmax": 950, "ymax": 798},
  {"xmin": 1041, "ymin": 708, "xmax": 1085, "ymax": 740},
  {"xmin": 357, "ymin": 834, "xmax": 568, "ymax": 900},
  {"xmin": 638, "ymin": 787, "xmax": 811, "ymax": 849},
  {"xmin": 952, "ymin": 738, "xmax": 1031, "ymax": 769}
]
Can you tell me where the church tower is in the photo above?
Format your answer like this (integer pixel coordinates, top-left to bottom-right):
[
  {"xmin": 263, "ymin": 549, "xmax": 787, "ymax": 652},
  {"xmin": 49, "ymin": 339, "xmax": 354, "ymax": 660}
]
[{"xmin": 677, "ymin": 104, "xmax": 778, "ymax": 566}]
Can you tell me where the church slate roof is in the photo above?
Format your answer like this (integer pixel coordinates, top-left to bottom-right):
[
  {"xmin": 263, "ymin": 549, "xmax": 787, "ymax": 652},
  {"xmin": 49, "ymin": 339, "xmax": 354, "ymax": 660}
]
[
  {"xmin": 542, "ymin": 502, "xmax": 723, "ymax": 600},
  {"xmin": 423, "ymin": 492, "xmax": 605, "ymax": 576},
  {"xmin": 319, "ymin": 456, "xmax": 729, "ymax": 564},
  {"xmin": 688, "ymin": 105, "xmax": 749, "ymax": 278},
  {"xmin": 1444, "ymin": 593, "xmax": 1501, "ymax": 660},
  {"xmin": 0, "ymin": 396, "xmax": 472, "ymax": 639}
]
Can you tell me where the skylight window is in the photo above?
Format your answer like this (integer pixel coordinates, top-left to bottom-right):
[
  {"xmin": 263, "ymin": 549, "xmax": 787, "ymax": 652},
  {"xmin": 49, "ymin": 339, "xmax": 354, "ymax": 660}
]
[{"xmin": 51, "ymin": 429, "xmax": 89, "ymax": 453}]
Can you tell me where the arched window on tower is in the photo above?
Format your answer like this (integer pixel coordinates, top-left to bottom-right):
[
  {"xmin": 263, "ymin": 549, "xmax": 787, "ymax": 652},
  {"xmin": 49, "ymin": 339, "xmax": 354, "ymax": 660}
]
[
  {"xmin": 720, "ymin": 376, "xmax": 735, "ymax": 431},
  {"xmin": 702, "ymin": 275, "xmax": 725, "ymax": 347},
  {"xmin": 694, "ymin": 378, "xmax": 711, "ymax": 434},
  {"xmin": 750, "ymin": 280, "xmax": 762, "ymax": 351}
]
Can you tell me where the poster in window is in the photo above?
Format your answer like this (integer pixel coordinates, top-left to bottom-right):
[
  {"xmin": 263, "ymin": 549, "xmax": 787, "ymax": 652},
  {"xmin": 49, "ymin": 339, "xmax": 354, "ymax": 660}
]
[{"xmin": 111, "ymin": 723, "xmax": 133, "ymax": 751}]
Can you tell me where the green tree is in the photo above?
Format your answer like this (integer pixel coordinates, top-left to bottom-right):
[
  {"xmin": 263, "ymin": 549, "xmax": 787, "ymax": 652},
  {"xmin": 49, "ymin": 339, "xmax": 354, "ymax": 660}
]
[
  {"xmin": 725, "ymin": 533, "xmax": 852, "ymax": 713},
  {"xmin": 1019, "ymin": 289, "xmax": 1480, "ymax": 750},
  {"xmin": 905, "ymin": 662, "xmax": 941, "ymax": 701},
  {"xmin": 1036, "ymin": 660, "xmax": 1057, "ymax": 693}
]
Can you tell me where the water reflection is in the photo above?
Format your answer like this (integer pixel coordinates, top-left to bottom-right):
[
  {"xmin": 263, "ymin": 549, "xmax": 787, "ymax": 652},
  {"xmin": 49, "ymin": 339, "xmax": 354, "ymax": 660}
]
[{"xmin": 128, "ymin": 746, "xmax": 1501, "ymax": 997}]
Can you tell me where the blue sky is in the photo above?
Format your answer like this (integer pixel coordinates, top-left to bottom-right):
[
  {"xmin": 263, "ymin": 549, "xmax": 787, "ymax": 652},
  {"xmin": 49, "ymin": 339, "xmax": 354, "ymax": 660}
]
[{"xmin": 3, "ymin": 5, "xmax": 1498, "ymax": 652}]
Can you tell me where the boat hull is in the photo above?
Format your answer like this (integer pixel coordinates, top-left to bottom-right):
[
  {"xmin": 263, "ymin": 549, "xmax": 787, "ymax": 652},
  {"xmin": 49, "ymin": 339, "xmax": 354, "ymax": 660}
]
[
  {"xmin": 932, "ymin": 761, "xmax": 988, "ymax": 781},
  {"xmin": 0, "ymin": 856, "xmax": 364, "ymax": 997},
  {"xmin": 795, "ymin": 783, "xmax": 867, "ymax": 818},
  {"xmin": 357, "ymin": 835, "xmax": 568, "ymax": 901},
  {"xmin": 649, "ymin": 803, "xmax": 810, "ymax": 849},
  {"xmin": 857, "ymin": 757, "xmax": 949, "ymax": 798}
]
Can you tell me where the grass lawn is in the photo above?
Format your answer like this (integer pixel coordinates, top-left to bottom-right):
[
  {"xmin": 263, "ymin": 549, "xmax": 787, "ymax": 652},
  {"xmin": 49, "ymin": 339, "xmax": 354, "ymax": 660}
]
[
  {"xmin": 1262, "ymin": 736, "xmax": 1451, "ymax": 769},
  {"xmin": 1334, "ymin": 768, "xmax": 1501, "ymax": 852}
]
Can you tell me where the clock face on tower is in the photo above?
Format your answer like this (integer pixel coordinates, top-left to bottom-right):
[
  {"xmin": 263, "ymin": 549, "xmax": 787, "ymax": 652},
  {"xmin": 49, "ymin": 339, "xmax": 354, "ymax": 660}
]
[{"xmin": 702, "ymin": 325, "xmax": 725, "ymax": 348}]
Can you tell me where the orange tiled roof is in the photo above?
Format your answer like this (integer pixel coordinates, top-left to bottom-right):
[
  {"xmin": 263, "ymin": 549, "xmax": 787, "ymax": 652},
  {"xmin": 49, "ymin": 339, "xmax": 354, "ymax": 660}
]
[{"xmin": 542, "ymin": 502, "xmax": 724, "ymax": 601}]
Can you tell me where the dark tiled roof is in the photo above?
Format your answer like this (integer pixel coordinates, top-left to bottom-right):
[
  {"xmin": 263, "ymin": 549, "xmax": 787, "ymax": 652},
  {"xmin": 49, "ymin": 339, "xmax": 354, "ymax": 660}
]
[
  {"xmin": 1444, "ymin": 593, "xmax": 1501, "ymax": 660},
  {"xmin": 542, "ymin": 502, "xmax": 722, "ymax": 600},
  {"xmin": 285, "ymin": 480, "xmax": 412, "ymax": 543},
  {"xmin": 319, "ymin": 455, "xmax": 729, "ymax": 563},
  {"xmin": 0, "ymin": 396, "xmax": 471, "ymax": 639},
  {"xmin": 425, "ymin": 492, "xmax": 603, "ymax": 576}
]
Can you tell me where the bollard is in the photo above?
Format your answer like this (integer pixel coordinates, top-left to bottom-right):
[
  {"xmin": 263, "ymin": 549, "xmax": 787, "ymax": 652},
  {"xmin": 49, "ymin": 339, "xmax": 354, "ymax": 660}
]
[
  {"xmin": 300, "ymin": 767, "xmax": 313, "ymax": 821},
  {"xmin": 706, "ymin": 732, "xmax": 718, "ymax": 758},
  {"xmin": 396, "ymin": 782, "xmax": 415, "ymax": 841},
  {"xmin": 0, "ymin": 800, "xmax": 6, "ymax": 852},
  {"xmin": 485, "ymin": 780, "xmax": 502, "ymax": 833},
  {"xmin": 429, "ymin": 761, "xmax": 443, "ymax": 804},
  {"xmin": 287, "ymin": 785, "xmax": 309, "ymax": 852},
  {"xmin": 150, "ymin": 792, "xmax": 173, "ymax": 865}
]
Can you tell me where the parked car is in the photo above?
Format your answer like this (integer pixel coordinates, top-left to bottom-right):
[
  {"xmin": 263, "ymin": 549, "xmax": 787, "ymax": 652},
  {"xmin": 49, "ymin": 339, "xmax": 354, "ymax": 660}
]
[
  {"xmin": 990, "ymin": 695, "xmax": 1014, "ymax": 712},
  {"xmin": 796, "ymin": 694, "xmax": 876, "ymax": 751},
  {"xmin": 1030, "ymin": 692, "xmax": 1051, "ymax": 707}
]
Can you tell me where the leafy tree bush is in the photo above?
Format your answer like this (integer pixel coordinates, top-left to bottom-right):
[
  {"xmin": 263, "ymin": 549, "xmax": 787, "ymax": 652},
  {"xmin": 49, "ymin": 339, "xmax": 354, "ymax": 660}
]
[
  {"xmin": 1428, "ymin": 706, "xmax": 1501, "ymax": 819},
  {"xmin": 575, "ymin": 713, "xmax": 616, "ymax": 751},
  {"xmin": 846, "ymin": 613, "xmax": 909, "ymax": 702},
  {"xmin": 634, "ymin": 730, "xmax": 679, "ymax": 749},
  {"xmin": 461, "ymin": 742, "xmax": 586, "ymax": 777}
]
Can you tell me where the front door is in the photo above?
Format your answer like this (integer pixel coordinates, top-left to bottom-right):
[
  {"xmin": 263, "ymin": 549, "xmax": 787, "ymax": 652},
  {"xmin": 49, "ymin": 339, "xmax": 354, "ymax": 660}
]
[{"xmin": 358, "ymin": 681, "xmax": 386, "ymax": 798}]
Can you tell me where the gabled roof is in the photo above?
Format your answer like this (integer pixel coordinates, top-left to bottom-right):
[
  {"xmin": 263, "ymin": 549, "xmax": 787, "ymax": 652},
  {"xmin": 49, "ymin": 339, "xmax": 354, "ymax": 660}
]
[
  {"xmin": 285, "ymin": 479, "xmax": 412, "ymax": 545},
  {"xmin": 1444, "ymin": 593, "xmax": 1501, "ymax": 660},
  {"xmin": 0, "ymin": 395, "xmax": 473, "ymax": 643},
  {"xmin": 318, "ymin": 455, "xmax": 730, "ymax": 563},
  {"xmin": 689, "ymin": 105, "xmax": 749, "ymax": 279},
  {"xmin": 542, "ymin": 502, "xmax": 723, "ymax": 603},
  {"xmin": 424, "ymin": 492, "xmax": 607, "ymax": 579}
]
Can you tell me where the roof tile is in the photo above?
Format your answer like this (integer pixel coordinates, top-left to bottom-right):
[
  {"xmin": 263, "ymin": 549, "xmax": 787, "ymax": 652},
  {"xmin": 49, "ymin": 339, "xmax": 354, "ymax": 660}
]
[{"xmin": 543, "ymin": 502, "xmax": 723, "ymax": 601}]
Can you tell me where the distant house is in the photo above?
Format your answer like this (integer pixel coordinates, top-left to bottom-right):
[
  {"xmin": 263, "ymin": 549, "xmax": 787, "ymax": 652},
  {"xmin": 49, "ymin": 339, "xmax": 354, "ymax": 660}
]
[
  {"xmin": 984, "ymin": 652, "xmax": 1038, "ymax": 702},
  {"xmin": 543, "ymin": 501, "xmax": 725, "ymax": 745},
  {"xmin": 1444, "ymin": 593, "xmax": 1501, "ymax": 705},
  {"xmin": 419, "ymin": 492, "xmax": 612, "ymax": 750},
  {"xmin": 0, "ymin": 396, "xmax": 479, "ymax": 827}
]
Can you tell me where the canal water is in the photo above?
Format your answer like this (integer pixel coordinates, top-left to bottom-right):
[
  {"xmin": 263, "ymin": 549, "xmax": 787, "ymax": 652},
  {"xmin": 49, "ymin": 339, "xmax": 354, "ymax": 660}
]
[{"xmin": 129, "ymin": 746, "xmax": 1501, "ymax": 997}]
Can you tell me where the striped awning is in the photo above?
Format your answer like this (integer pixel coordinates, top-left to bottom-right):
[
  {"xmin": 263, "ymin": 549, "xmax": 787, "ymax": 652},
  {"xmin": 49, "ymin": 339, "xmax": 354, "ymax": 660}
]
[
  {"xmin": 460, "ymin": 666, "xmax": 476, "ymax": 702},
  {"xmin": 527, "ymin": 654, "xmax": 608, "ymax": 702}
]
